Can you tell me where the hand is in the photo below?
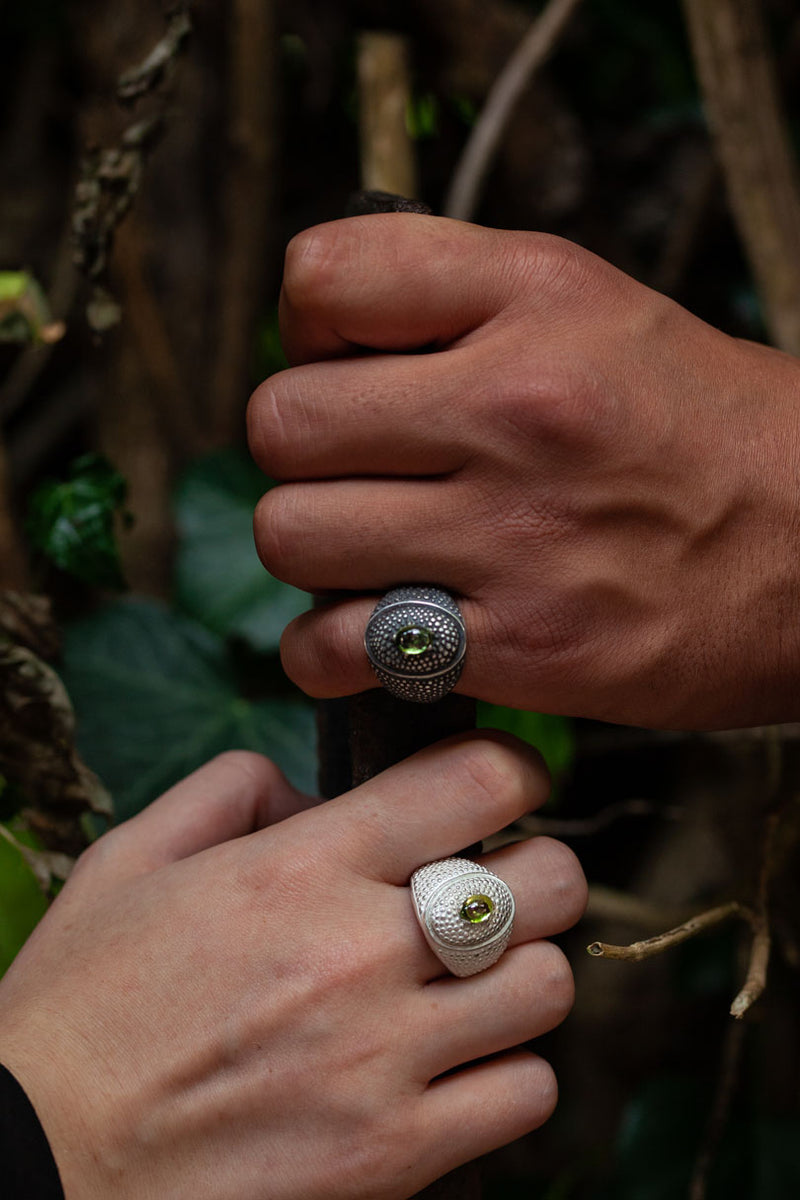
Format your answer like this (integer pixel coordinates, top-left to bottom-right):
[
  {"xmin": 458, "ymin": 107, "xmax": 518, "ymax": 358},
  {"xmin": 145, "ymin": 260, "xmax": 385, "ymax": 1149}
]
[
  {"xmin": 0, "ymin": 738, "xmax": 585, "ymax": 1200},
  {"xmin": 248, "ymin": 215, "xmax": 800, "ymax": 729}
]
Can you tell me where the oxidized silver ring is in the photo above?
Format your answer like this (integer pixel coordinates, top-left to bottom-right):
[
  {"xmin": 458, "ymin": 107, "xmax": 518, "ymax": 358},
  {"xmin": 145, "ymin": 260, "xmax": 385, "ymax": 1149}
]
[
  {"xmin": 410, "ymin": 857, "xmax": 515, "ymax": 977},
  {"xmin": 364, "ymin": 586, "xmax": 466, "ymax": 703}
]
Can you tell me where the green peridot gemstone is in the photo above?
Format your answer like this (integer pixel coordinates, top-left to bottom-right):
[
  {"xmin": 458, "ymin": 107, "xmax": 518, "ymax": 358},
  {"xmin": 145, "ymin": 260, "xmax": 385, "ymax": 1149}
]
[
  {"xmin": 460, "ymin": 894, "xmax": 494, "ymax": 923},
  {"xmin": 395, "ymin": 625, "xmax": 432, "ymax": 656}
]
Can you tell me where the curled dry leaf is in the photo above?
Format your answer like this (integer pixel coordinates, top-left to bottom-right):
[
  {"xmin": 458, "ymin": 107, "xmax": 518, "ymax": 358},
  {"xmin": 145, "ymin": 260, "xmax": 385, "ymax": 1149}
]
[
  {"xmin": 0, "ymin": 590, "xmax": 112, "ymax": 855},
  {"xmin": 0, "ymin": 824, "xmax": 74, "ymax": 893},
  {"xmin": 0, "ymin": 591, "xmax": 61, "ymax": 659}
]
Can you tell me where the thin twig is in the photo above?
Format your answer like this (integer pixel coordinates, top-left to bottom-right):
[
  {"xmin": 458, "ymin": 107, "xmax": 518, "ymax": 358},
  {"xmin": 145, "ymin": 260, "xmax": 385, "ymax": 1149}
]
[
  {"xmin": 483, "ymin": 796, "xmax": 687, "ymax": 852},
  {"xmin": 444, "ymin": 0, "xmax": 584, "ymax": 221},
  {"xmin": 523, "ymin": 797, "xmax": 686, "ymax": 838},
  {"xmin": 688, "ymin": 741, "xmax": 786, "ymax": 1195},
  {"xmin": 729, "ymin": 807, "xmax": 780, "ymax": 1018},
  {"xmin": 688, "ymin": 1018, "xmax": 747, "ymax": 1200},
  {"xmin": 587, "ymin": 901, "xmax": 753, "ymax": 962}
]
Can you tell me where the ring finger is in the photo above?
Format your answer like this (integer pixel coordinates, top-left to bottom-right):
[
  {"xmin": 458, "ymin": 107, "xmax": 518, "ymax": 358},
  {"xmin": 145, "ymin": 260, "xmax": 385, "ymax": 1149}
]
[{"xmin": 406, "ymin": 838, "xmax": 587, "ymax": 983}]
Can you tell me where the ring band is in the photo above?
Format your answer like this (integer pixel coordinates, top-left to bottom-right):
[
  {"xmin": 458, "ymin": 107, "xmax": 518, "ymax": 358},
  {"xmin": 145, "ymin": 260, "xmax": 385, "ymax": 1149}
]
[
  {"xmin": 364, "ymin": 586, "xmax": 466, "ymax": 703},
  {"xmin": 410, "ymin": 857, "xmax": 515, "ymax": 977}
]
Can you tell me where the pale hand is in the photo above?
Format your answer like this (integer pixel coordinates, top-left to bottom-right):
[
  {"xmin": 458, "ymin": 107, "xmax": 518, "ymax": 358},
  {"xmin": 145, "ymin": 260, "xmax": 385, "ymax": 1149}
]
[{"xmin": 0, "ymin": 738, "xmax": 585, "ymax": 1199}]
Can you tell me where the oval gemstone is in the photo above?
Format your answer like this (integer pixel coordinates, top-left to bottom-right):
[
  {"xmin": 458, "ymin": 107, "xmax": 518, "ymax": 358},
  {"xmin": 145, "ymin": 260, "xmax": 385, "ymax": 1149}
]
[
  {"xmin": 395, "ymin": 625, "xmax": 432, "ymax": 656},
  {"xmin": 460, "ymin": 894, "xmax": 494, "ymax": 923}
]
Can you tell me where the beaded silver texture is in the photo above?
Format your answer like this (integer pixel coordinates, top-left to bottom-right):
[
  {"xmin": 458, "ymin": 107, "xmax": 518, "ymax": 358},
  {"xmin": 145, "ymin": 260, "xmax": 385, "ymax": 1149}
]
[
  {"xmin": 410, "ymin": 857, "xmax": 515, "ymax": 977},
  {"xmin": 364, "ymin": 586, "xmax": 466, "ymax": 703}
]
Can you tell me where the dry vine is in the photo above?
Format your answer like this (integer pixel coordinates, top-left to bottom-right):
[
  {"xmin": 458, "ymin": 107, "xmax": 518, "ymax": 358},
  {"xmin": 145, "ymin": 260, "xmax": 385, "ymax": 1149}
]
[{"xmin": 71, "ymin": 3, "xmax": 192, "ymax": 333}]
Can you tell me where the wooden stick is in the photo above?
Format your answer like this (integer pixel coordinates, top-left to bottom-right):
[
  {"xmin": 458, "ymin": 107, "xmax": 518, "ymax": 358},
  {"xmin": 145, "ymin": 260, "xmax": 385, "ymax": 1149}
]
[{"xmin": 315, "ymin": 36, "xmax": 479, "ymax": 1200}]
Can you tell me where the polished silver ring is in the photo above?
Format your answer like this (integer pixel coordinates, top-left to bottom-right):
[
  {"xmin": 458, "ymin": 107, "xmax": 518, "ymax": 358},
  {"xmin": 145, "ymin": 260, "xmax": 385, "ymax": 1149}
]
[
  {"xmin": 364, "ymin": 586, "xmax": 466, "ymax": 703},
  {"xmin": 410, "ymin": 857, "xmax": 515, "ymax": 977}
]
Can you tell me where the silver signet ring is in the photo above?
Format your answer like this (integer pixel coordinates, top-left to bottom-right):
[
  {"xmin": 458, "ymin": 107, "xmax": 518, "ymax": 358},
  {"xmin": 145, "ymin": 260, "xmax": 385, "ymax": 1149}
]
[{"xmin": 364, "ymin": 586, "xmax": 466, "ymax": 703}]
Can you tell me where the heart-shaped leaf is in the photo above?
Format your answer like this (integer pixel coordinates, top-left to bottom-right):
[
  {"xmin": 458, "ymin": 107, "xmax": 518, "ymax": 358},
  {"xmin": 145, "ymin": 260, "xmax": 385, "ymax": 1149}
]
[
  {"xmin": 173, "ymin": 449, "xmax": 309, "ymax": 651},
  {"xmin": 61, "ymin": 599, "xmax": 316, "ymax": 821}
]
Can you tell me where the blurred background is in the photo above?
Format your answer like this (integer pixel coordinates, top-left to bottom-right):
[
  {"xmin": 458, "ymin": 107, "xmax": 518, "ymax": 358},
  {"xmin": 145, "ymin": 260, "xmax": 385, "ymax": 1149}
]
[{"xmin": 1, "ymin": 1, "xmax": 800, "ymax": 1197}]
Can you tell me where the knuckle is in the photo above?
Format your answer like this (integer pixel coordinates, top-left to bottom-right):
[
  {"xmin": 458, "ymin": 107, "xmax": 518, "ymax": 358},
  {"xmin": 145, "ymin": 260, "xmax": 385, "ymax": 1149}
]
[
  {"xmin": 67, "ymin": 834, "xmax": 108, "ymax": 883},
  {"xmin": 455, "ymin": 731, "xmax": 550, "ymax": 821},
  {"xmin": 209, "ymin": 749, "xmax": 283, "ymax": 796},
  {"xmin": 516, "ymin": 231, "xmax": 592, "ymax": 299},
  {"xmin": 453, "ymin": 735, "xmax": 530, "ymax": 820},
  {"xmin": 491, "ymin": 358, "xmax": 614, "ymax": 454},
  {"xmin": 282, "ymin": 224, "xmax": 344, "ymax": 313},
  {"xmin": 535, "ymin": 837, "xmax": 589, "ymax": 929}
]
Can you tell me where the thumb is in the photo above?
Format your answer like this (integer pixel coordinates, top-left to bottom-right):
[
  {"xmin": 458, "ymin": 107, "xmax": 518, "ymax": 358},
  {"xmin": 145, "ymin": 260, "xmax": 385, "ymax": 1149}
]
[{"xmin": 74, "ymin": 752, "xmax": 314, "ymax": 885}]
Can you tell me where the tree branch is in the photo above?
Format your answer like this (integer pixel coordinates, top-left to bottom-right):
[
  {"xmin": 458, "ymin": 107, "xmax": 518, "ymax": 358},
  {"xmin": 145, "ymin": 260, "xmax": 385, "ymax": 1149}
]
[
  {"xmin": 689, "ymin": 1018, "xmax": 747, "ymax": 1200},
  {"xmin": 444, "ymin": 0, "xmax": 584, "ymax": 221},
  {"xmin": 682, "ymin": 0, "xmax": 800, "ymax": 354}
]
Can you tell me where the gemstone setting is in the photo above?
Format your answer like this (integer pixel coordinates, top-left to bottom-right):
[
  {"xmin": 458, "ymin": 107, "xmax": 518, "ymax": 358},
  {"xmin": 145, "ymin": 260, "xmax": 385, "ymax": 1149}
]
[
  {"xmin": 394, "ymin": 625, "xmax": 432, "ymax": 656},
  {"xmin": 459, "ymin": 894, "xmax": 495, "ymax": 923}
]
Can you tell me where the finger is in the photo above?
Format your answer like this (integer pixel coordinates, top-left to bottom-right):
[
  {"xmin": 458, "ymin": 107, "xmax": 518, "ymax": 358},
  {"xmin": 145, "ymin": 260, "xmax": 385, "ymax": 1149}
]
[
  {"xmin": 404, "ymin": 836, "xmax": 587, "ymax": 981},
  {"xmin": 481, "ymin": 837, "xmax": 588, "ymax": 944},
  {"xmin": 254, "ymin": 478, "xmax": 485, "ymax": 595},
  {"xmin": 81, "ymin": 752, "xmax": 312, "ymax": 882},
  {"xmin": 323, "ymin": 732, "xmax": 550, "ymax": 883},
  {"xmin": 418, "ymin": 1050, "xmax": 557, "ymax": 1178},
  {"xmin": 279, "ymin": 594, "xmax": 496, "ymax": 702},
  {"xmin": 247, "ymin": 351, "xmax": 475, "ymax": 482},
  {"xmin": 279, "ymin": 215, "xmax": 522, "ymax": 364},
  {"xmin": 420, "ymin": 941, "xmax": 574, "ymax": 1080}
]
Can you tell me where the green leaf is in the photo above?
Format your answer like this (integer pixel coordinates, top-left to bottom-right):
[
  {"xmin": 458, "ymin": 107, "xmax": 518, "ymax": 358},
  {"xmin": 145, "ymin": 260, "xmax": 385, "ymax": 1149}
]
[
  {"xmin": 406, "ymin": 92, "xmax": 439, "ymax": 140},
  {"xmin": 173, "ymin": 448, "xmax": 309, "ymax": 651},
  {"xmin": 477, "ymin": 704, "xmax": 575, "ymax": 780},
  {"xmin": 61, "ymin": 599, "xmax": 316, "ymax": 821},
  {"xmin": 0, "ymin": 270, "xmax": 65, "ymax": 344},
  {"xmin": 0, "ymin": 826, "xmax": 47, "ymax": 976},
  {"xmin": 26, "ymin": 452, "xmax": 131, "ymax": 589}
]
